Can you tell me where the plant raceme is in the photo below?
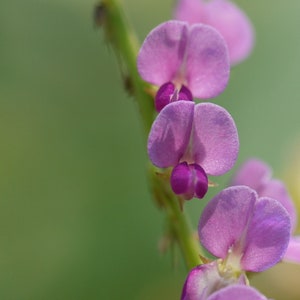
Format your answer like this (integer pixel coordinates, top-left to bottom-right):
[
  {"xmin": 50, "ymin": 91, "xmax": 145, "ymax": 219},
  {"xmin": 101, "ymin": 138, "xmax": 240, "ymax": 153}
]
[
  {"xmin": 133, "ymin": 1, "xmax": 295, "ymax": 299},
  {"xmin": 138, "ymin": 20, "xmax": 239, "ymax": 200}
]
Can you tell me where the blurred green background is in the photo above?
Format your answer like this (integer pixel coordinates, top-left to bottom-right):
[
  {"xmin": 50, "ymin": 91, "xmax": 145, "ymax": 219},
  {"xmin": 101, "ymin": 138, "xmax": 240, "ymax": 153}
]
[{"xmin": 0, "ymin": 0, "xmax": 300, "ymax": 299}]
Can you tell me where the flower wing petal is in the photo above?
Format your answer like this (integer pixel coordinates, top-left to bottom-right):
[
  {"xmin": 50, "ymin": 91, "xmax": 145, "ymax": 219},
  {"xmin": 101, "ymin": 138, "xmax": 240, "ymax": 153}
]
[
  {"xmin": 192, "ymin": 103, "xmax": 239, "ymax": 175},
  {"xmin": 148, "ymin": 101, "xmax": 194, "ymax": 168},
  {"xmin": 137, "ymin": 21, "xmax": 188, "ymax": 86}
]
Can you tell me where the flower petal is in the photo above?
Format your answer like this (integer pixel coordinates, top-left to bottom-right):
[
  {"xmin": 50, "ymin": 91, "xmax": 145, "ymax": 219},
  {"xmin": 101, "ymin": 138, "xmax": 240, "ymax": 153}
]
[
  {"xmin": 174, "ymin": 0, "xmax": 255, "ymax": 65},
  {"xmin": 241, "ymin": 197, "xmax": 291, "ymax": 272},
  {"xmin": 192, "ymin": 103, "xmax": 239, "ymax": 175},
  {"xmin": 231, "ymin": 159, "xmax": 298, "ymax": 232},
  {"xmin": 185, "ymin": 24, "xmax": 230, "ymax": 98},
  {"xmin": 231, "ymin": 159, "xmax": 271, "ymax": 191},
  {"xmin": 181, "ymin": 262, "xmax": 221, "ymax": 300},
  {"xmin": 137, "ymin": 21, "xmax": 188, "ymax": 86},
  {"xmin": 171, "ymin": 162, "xmax": 208, "ymax": 200},
  {"xmin": 283, "ymin": 236, "xmax": 300, "ymax": 264},
  {"xmin": 174, "ymin": 0, "xmax": 207, "ymax": 25},
  {"xmin": 260, "ymin": 179, "xmax": 297, "ymax": 232},
  {"xmin": 147, "ymin": 101, "xmax": 194, "ymax": 168},
  {"xmin": 208, "ymin": 285, "xmax": 268, "ymax": 300},
  {"xmin": 204, "ymin": 0, "xmax": 254, "ymax": 65},
  {"xmin": 199, "ymin": 186, "xmax": 257, "ymax": 259}
]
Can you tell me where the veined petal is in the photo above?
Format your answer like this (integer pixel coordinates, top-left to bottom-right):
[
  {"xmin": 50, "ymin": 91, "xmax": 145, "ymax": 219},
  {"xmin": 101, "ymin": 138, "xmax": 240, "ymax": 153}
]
[
  {"xmin": 231, "ymin": 159, "xmax": 271, "ymax": 191},
  {"xmin": 147, "ymin": 101, "xmax": 194, "ymax": 168},
  {"xmin": 199, "ymin": 186, "xmax": 257, "ymax": 259},
  {"xmin": 185, "ymin": 24, "xmax": 230, "ymax": 98},
  {"xmin": 137, "ymin": 21, "xmax": 188, "ymax": 86},
  {"xmin": 260, "ymin": 179, "xmax": 297, "ymax": 232},
  {"xmin": 192, "ymin": 103, "xmax": 239, "ymax": 176},
  {"xmin": 241, "ymin": 197, "xmax": 291, "ymax": 272},
  {"xmin": 208, "ymin": 285, "xmax": 268, "ymax": 300},
  {"xmin": 174, "ymin": 0, "xmax": 254, "ymax": 65},
  {"xmin": 283, "ymin": 236, "xmax": 300, "ymax": 264},
  {"xmin": 232, "ymin": 159, "xmax": 298, "ymax": 232},
  {"xmin": 204, "ymin": 0, "xmax": 254, "ymax": 65},
  {"xmin": 174, "ymin": 0, "xmax": 207, "ymax": 25}
]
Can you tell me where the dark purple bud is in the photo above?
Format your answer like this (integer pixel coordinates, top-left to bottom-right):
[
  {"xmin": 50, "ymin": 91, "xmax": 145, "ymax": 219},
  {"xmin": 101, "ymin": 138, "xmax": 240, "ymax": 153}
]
[
  {"xmin": 171, "ymin": 162, "xmax": 208, "ymax": 200},
  {"xmin": 155, "ymin": 82, "xmax": 193, "ymax": 112},
  {"xmin": 192, "ymin": 163, "xmax": 209, "ymax": 199},
  {"xmin": 171, "ymin": 162, "xmax": 191, "ymax": 195}
]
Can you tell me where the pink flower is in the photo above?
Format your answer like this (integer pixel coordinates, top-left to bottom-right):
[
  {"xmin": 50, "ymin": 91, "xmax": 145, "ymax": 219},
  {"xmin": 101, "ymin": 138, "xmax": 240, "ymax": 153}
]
[
  {"xmin": 137, "ymin": 20, "xmax": 230, "ymax": 111},
  {"xmin": 182, "ymin": 186, "xmax": 291, "ymax": 299},
  {"xmin": 148, "ymin": 101, "xmax": 239, "ymax": 199}
]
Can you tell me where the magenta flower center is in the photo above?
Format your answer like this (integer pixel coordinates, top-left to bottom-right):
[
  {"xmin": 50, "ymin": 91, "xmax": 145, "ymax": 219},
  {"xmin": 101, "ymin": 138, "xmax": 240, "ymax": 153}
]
[
  {"xmin": 171, "ymin": 162, "xmax": 208, "ymax": 200},
  {"xmin": 155, "ymin": 82, "xmax": 193, "ymax": 112}
]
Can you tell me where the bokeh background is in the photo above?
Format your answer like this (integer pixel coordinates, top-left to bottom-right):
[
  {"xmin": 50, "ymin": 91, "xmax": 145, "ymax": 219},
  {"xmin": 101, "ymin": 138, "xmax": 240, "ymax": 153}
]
[{"xmin": 0, "ymin": 0, "xmax": 300, "ymax": 299}]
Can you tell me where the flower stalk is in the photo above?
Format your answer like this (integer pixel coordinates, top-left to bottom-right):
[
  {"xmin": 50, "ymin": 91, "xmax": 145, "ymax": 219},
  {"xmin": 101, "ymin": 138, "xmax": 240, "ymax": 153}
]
[
  {"xmin": 98, "ymin": 0, "xmax": 202, "ymax": 269},
  {"xmin": 99, "ymin": 0, "xmax": 154, "ymax": 133}
]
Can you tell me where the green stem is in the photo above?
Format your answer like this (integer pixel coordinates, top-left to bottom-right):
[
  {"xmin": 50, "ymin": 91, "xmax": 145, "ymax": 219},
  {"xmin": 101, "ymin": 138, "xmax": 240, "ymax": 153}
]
[
  {"xmin": 100, "ymin": 0, "xmax": 154, "ymax": 134},
  {"xmin": 150, "ymin": 167, "xmax": 202, "ymax": 269},
  {"xmin": 99, "ymin": 0, "xmax": 202, "ymax": 270}
]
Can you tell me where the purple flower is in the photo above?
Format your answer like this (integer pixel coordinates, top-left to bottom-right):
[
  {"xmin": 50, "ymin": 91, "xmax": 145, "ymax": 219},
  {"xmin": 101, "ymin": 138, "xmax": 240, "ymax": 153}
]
[
  {"xmin": 199, "ymin": 186, "xmax": 290, "ymax": 272},
  {"xmin": 174, "ymin": 0, "xmax": 254, "ymax": 65},
  {"xmin": 231, "ymin": 158, "xmax": 300, "ymax": 264},
  {"xmin": 181, "ymin": 261, "xmax": 248, "ymax": 300},
  {"xmin": 182, "ymin": 186, "xmax": 291, "ymax": 299},
  {"xmin": 182, "ymin": 264, "xmax": 268, "ymax": 299},
  {"xmin": 148, "ymin": 101, "xmax": 239, "ymax": 200},
  {"xmin": 137, "ymin": 20, "xmax": 229, "ymax": 112}
]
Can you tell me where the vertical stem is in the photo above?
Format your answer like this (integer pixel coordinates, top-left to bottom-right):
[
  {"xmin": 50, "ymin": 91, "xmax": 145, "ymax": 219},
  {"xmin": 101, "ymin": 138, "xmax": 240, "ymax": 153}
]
[
  {"xmin": 151, "ymin": 167, "xmax": 202, "ymax": 269},
  {"xmin": 100, "ymin": 0, "xmax": 154, "ymax": 134}
]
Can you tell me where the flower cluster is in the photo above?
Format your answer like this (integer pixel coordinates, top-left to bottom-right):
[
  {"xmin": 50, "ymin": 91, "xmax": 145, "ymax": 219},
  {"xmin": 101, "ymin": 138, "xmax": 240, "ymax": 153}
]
[
  {"xmin": 135, "ymin": 0, "xmax": 297, "ymax": 299},
  {"xmin": 138, "ymin": 19, "xmax": 239, "ymax": 200}
]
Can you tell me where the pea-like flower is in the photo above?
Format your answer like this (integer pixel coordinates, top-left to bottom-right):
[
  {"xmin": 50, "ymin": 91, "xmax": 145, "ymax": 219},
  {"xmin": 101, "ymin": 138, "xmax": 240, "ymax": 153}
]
[
  {"xmin": 147, "ymin": 100, "xmax": 239, "ymax": 200},
  {"xmin": 182, "ymin": 266, "xmax": 268, "ymax": 300},
  {"xmin": 231, "ymin": 158, "xmax": 300, "ymax": 264},
  {"xmin": 182, "ymin": 186, "xmax": 291, "ymax": 299},
  {"xmin": 137, "ymin": 20, "xmax": 230, "ymax": 112},
  {"xmin": 174, "ymin": 0, "xmax": 254, "ymax": 65}
]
